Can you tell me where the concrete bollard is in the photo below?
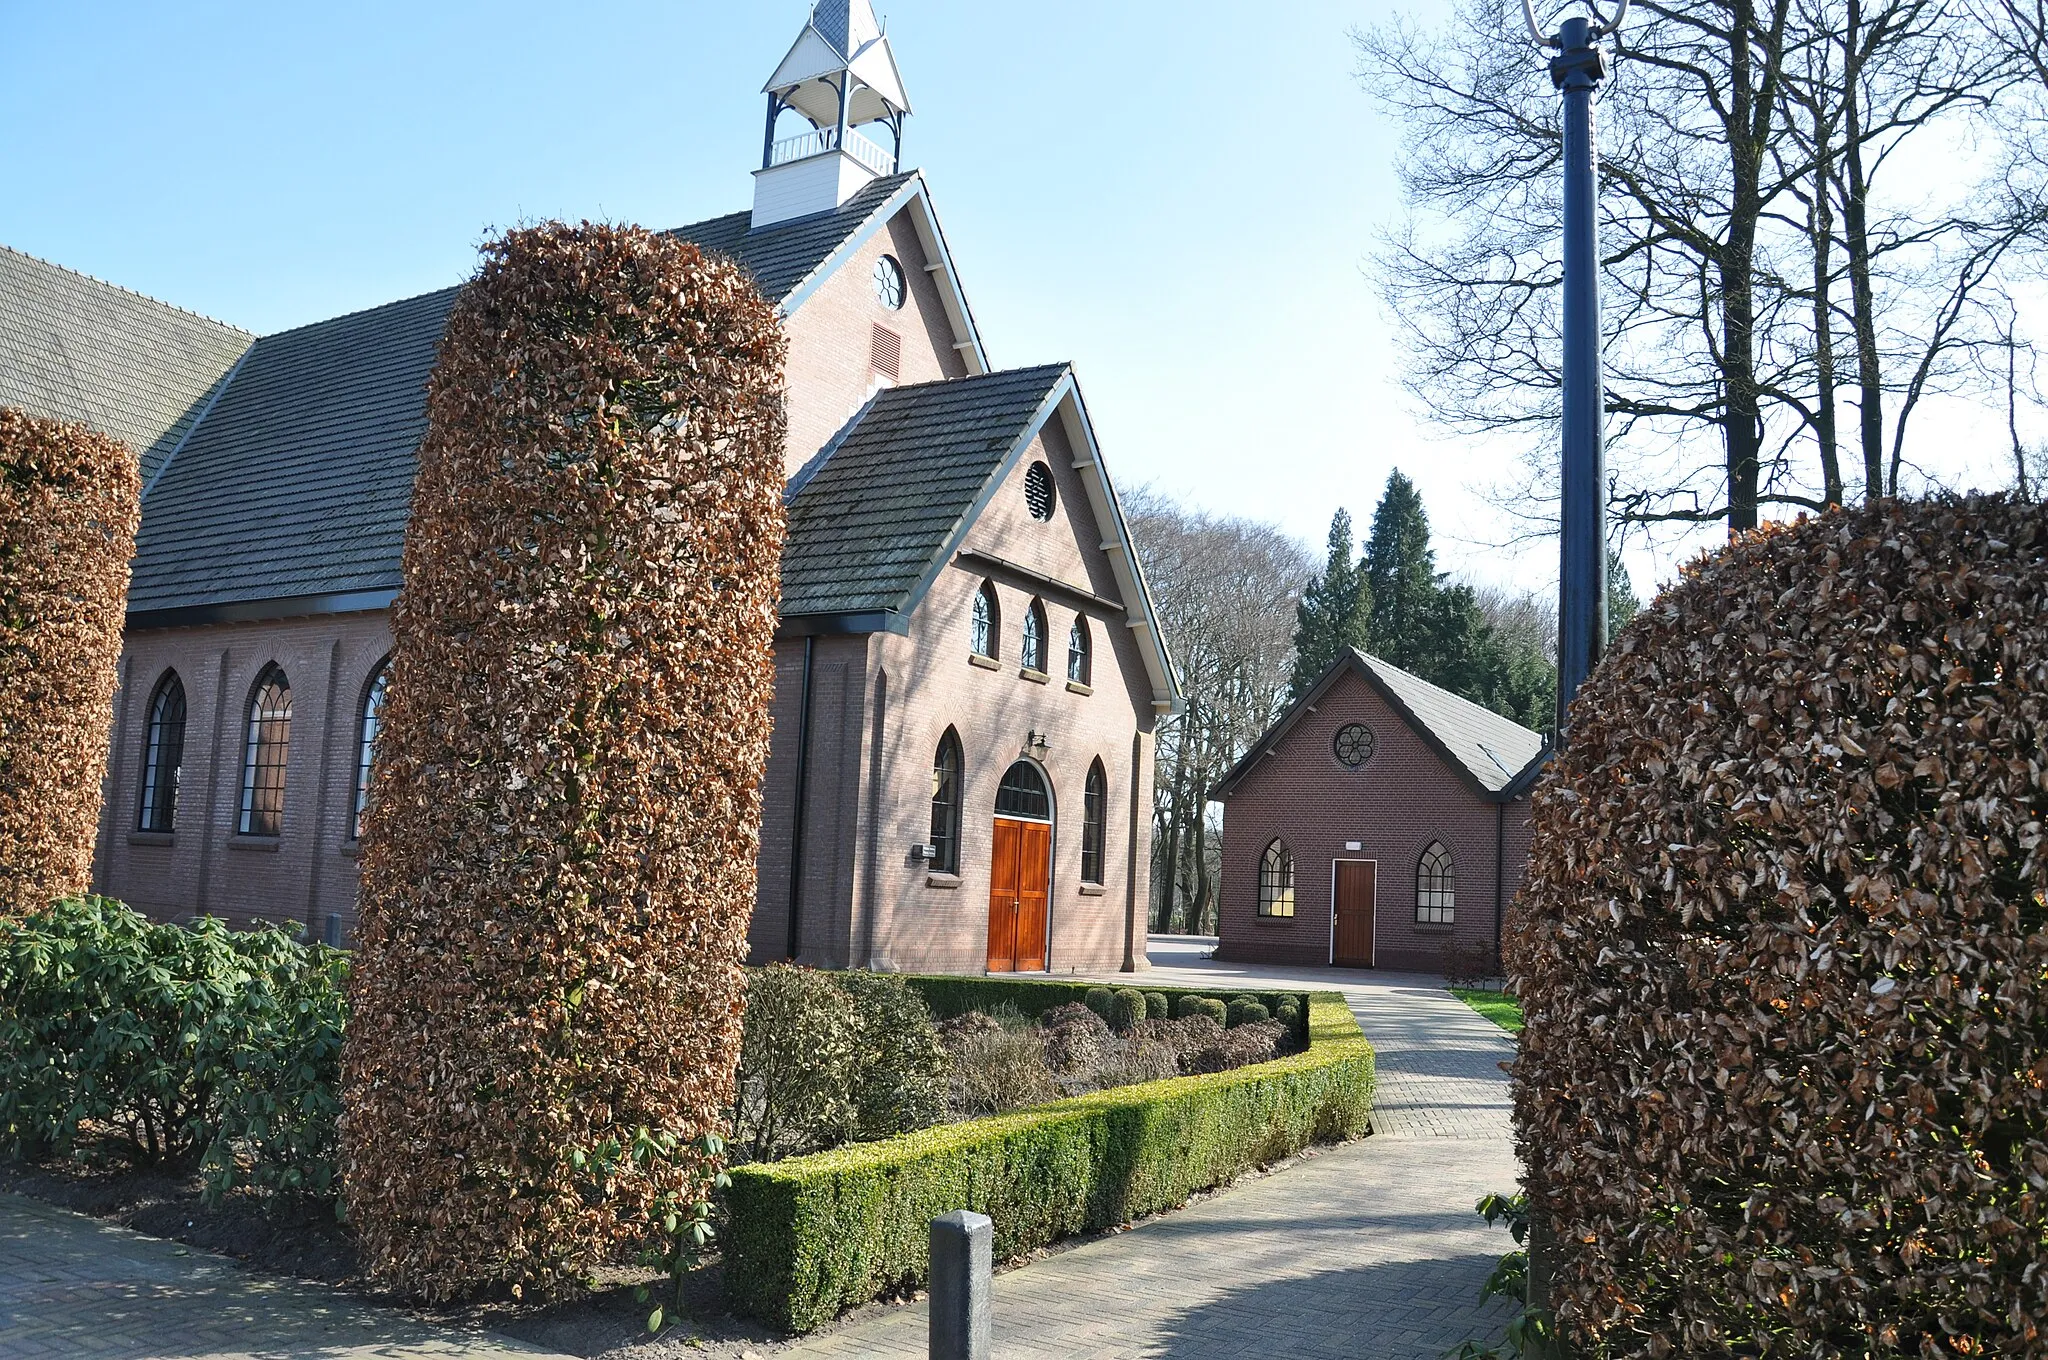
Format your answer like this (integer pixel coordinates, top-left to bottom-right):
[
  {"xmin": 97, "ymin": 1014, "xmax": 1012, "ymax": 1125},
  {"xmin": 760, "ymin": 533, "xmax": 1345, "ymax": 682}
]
[{"xmin": 928, "ymin": 1210, "xmax": 992, "ymax": 1360}]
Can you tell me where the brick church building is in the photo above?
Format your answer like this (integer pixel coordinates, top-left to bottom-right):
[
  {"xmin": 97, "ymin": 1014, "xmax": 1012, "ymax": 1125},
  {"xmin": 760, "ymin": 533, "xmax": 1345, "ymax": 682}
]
[
  {"xmin": 0, "ymin": 1, "xmax": 1179, "ymax": 975},
  {"xmin": 1211, "ymin": 650, "xmax": 1545, "ymax": 972}
]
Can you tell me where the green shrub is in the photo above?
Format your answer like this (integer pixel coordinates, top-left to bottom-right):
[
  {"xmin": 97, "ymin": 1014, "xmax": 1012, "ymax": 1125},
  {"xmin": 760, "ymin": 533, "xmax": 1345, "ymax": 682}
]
[
  {"xmin": 1039, "ymin": 1002, "xmax": 1112, "ymax": 1078},
  {"xmin": 1083, "ymin": 986, "xmax": 1113, "ymax": 1021},
  {"xmin": 1273, "ymin": 1001, "xmax": 1303, "ymax": 1039},
  {"xmin": 1226, "ymin": 998, "xmax": 1271, "ymax": 1028},
  {"xmin": 724, "ymin": 991, "xmax": 1374, "ymax": 1332},
  {"xmin": 0, "ymin": 896, "xmax": 345, "ymax": 1200},
  {"xmin": 732, "ymin": 966, "xmax": 859, "ymax": 1162},
  {"xmin": 1143, "ymin": 992, "xmax": 1169, "ymax": 1020},
  {"xmin": 1176, "ymin": 996, "xmax": 1227, "ymax": 1025},
  {"xmin": 833, "ymin": 971, "xmax": 946, "ymax": 1142},
  {"xmin": 1109, "ymin": 988, "xmax": 1145, "ymax": 1033}
]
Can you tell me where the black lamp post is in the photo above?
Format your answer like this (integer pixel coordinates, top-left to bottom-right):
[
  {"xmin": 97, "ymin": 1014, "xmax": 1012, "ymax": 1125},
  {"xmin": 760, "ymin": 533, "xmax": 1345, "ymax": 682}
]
[{"xmin": 1524, "ymin": 0, "xmax": 1625, "ymax": 745}]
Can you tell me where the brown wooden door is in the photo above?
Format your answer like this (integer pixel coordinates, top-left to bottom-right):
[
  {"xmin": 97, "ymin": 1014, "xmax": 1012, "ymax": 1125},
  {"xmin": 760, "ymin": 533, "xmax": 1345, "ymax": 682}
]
[
  {"xmin": 988, "ymin": 817, "xmax": 1052, "ymax": 973},
  {"xmin": 988, "ymin": 819, "xmax": 1022, "ymax": 971},
  {"xmin": 1333, "ymin": 860, "xmax": 1376, "ymax": 967},
  {"xmin": 1015, "ymin": 821, "xmax": 1050, "ymax": 971}
]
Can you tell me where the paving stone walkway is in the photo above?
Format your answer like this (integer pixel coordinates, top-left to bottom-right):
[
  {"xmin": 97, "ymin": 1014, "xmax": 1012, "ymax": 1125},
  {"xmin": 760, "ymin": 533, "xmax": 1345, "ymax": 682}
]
[
  {"xmin": 780, "ymin": 942, "xmax": 1521, "ymax": 1359},
  {"xmin": 0, "ymin": 1192, "xmax": 570, "ymax": 1360}
]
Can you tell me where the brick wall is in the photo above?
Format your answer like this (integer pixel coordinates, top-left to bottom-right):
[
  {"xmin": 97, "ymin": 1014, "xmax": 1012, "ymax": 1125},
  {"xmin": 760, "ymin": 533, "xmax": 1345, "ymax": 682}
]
[
  {"xmin": 1214, "ymin": 666, "xmax": 1532, "ymax": 973},
  {"xmin": 780, "ymin": 207, "xmax": 969, "ymax": 470},
  {"xmin": 93, "ymin": 612, "xmax": 392, "ymax": 942}
]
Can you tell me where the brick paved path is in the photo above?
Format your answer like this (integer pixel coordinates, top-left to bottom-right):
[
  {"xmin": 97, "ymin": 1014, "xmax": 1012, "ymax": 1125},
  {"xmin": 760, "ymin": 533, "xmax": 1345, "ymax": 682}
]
[
  {"xmin": 0, "ymin": 1192, "xmax": 569, "ymax": 1360},
  {"xmin": 781, "ymin": 943, "xmax": 1521, "ymax": 1359}
]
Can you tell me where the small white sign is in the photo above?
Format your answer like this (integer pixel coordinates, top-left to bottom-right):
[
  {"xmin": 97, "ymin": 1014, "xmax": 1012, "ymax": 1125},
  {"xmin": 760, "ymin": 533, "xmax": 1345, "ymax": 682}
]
[{"xmin": 1344, "ymin": 841, "xmax": 1362, "ymax": 852}]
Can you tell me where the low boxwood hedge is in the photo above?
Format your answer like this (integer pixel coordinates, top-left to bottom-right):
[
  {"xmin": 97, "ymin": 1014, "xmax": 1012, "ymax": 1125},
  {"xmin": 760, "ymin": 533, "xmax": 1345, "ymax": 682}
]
[
  {"xmin": 895, "ymin": 973, "xmax": 1306, "ymax": 1044},
  {"xmin": 723, "ymin": 986, "xmax": 1372, "ymax": 1332}
]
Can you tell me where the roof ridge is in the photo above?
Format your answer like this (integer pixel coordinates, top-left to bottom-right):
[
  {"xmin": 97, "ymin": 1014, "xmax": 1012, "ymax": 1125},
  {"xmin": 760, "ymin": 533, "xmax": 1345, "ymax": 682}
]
[
  {"xmin": 0, "ymin": 243, "xmax": 256, "ymax": 337},
  {"xmin": 875, "ymin": 362, "xmax": 1071, "ymax": 398},
  {"xmin": 251, "ymin": 281, "xmax": 465, "ymax": 343}
]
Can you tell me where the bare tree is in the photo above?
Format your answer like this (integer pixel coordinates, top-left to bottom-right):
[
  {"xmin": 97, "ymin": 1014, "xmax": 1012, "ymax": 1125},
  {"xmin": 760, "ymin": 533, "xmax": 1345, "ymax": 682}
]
[
  {"xmin": 1359, "ymin": 0, "xmax": 2027, "ymax": 546},
  {"xmin": 1124, "ymin": 490, "xmax": 1312, "ymax": 935}
]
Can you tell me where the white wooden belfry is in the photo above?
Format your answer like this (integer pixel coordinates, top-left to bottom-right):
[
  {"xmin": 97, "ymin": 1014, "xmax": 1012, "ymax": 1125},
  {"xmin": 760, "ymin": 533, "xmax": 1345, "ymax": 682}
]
[{"xmin": 752, "ymin": 0, "xmax": 913, "ymax": 228}]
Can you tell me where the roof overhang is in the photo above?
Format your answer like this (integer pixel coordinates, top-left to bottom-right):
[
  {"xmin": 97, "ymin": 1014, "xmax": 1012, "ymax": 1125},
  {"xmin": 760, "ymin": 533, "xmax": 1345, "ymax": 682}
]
[{"xmin": 774, "ymin": 172, "xmax": 989, "ymax": 376}]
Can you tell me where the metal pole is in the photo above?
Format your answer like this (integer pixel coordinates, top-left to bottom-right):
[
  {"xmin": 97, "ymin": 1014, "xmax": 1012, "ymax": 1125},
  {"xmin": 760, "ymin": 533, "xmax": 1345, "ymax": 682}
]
[{"xmin": 1549, "ymin": 14, "xmax": 1610, "ymax": 744}]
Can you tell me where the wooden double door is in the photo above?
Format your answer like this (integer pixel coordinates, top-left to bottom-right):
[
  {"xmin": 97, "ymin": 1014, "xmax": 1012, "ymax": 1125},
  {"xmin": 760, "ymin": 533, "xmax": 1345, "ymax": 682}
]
[
  {"xmin": 987, "ymin": 817, "xmax": 1051, "ymax": 972},
  {"xmin": 1332, "ymin": 859, "xmax": 1376, "ymax": 967}
]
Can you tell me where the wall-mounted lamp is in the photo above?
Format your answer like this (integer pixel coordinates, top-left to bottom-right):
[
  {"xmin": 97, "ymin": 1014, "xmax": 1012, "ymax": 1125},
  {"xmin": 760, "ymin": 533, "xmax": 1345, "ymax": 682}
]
[{"xmin": 1023, "ymin": 730, "xmax": 1051, "ymax": 760}]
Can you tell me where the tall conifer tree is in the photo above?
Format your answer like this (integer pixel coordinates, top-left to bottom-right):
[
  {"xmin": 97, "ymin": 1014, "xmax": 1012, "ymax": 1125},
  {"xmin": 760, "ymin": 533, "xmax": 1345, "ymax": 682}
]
[
  {"xmin": 1287, "ymin": 509, "xmax": 1372, "ymax": 698},
  {"xmin": 1364, "ymin": 470, "xmax": 1442, "ymax": 671}
]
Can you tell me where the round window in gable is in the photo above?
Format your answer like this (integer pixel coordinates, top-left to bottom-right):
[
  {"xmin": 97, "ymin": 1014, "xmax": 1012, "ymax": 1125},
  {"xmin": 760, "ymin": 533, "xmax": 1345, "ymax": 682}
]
[
  {"xmin": 1334, "ymin": 723, "xmax": 1377, "ymax": 767},
  {"xmin": 873, "ymin": 254, "xmax": 906, "ymax": 310},
  {"xmin": 1025, "ymin": 461, "xmax": 1056, "ymax": 521}
]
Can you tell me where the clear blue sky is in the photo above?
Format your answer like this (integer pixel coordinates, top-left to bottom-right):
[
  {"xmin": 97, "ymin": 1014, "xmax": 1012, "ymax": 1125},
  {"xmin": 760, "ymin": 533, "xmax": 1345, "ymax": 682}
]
[{"xmin": 14, "ymin": 0, "xmax": 1996, "ymax": 596}]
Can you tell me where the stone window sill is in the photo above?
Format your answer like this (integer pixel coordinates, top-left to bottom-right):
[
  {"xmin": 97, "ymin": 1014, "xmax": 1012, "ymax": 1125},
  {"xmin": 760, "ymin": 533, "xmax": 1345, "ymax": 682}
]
[
  {"xmin": 127, "ymin": 831, "xmax": 175, "ymax": 848},
  {"xmin": 1066, "ymin": 680, "xmax": 1093, "ymax": 696},
  {"xmin": 1255, "ymin": 913, "xmax": 1297, "ymax": 925},
  {"xmin": 228, "ymin": 835, "xmax": 281, "ymax": 853},
  {"xmin": 1412, "ymin": 919, "xmax": 1457, "ymax": 932},
  {"xmin": 340, "ymin": 841, "xmax": 362, "ymax": 861},
  {"xmin": 1077, "ymin": 882, "xmax": 1106, "ymax": 896},
  {"xmin": 926, "ymin": 872, "xmax": 962, "ymax": 889},
  {"xmin": 1020, "ymin": 668, "xmax": 1050, "ymax": 684},
  {"xmin": 968, "ymin": 653, "xmax": 1000, "ymax": 671}
]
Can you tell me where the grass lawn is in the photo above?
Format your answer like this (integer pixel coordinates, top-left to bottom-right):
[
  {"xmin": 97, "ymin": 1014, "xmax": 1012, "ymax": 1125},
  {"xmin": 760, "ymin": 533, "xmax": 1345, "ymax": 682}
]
[{"xmin": 1450, "ymin": 987, "xmax": 1524, "ymax": 1033}]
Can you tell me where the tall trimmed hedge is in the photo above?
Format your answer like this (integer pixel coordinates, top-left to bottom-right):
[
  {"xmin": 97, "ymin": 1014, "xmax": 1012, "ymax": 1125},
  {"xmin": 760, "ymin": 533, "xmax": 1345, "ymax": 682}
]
[
  {"xmin": 340, "ymin": 222, "xmax": 787, "ymax": 1301},
  {"xmin": 725, "ymin": 989, "xmax": 1371, "ymax": 1332},
  {"xmin": 0, "ymin": 408, "xmax": 139, "ymax": 918},
  {"xmin": 1509, "ymin": 497, "xmax": 2048, "ymax": 1357}
]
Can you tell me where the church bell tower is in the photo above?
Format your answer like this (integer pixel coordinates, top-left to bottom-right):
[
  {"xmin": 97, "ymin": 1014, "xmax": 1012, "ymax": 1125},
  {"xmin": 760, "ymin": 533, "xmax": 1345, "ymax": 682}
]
[{"xmin": 752, "ymin": 0, "xmax": 912, "ymax": 229}]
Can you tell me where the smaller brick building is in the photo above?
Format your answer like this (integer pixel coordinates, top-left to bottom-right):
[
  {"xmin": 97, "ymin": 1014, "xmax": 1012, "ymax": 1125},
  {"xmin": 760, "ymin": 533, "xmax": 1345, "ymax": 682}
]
[{"xmin": 1210, "ymin": 650, "xmax": 1547, "ymax": 972}]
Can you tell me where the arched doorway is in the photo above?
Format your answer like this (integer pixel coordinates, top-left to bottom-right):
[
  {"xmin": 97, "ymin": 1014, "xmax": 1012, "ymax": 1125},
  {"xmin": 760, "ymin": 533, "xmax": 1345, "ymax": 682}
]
[{"xmin": 988, "ymin": 760, "xmax": 1053, "ymax": 972}]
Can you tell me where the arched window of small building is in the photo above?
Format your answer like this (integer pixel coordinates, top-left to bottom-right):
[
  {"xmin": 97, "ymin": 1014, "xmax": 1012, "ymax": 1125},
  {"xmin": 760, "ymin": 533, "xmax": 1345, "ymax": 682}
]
[
  {"xmin": 1021, "ymin": 598, "xmax": 1048, "ymax": 674},
  {"xmin": 1258, "ymin": 839, "xmax": 1295, "ymax": 918},
  {"xmin": 930, "ymin": 728, "xmax": 963, "ymax": 874},
  {"xmin": 1417, "ymin": 841, "xmax": 1456, "ymax": 924},
  {"xmin": 354, "ymin": 661, "xmax": 389, "ymax": 840},
  {"xmin": 238, "ymin": 665, "xmax": 292, "ymax": 837},
  {"xmin": 1081, "ymin": 758, "xmax": 1107, "ymax": 884},
  {"xmin": 138, "ymin": 671, "xmax": 186, "ymax": 834},
  {"xmin": 971, "ymin": 582, "xmax": 999, "ymax": 660},
  {"xmin": 1067, "ymin": 615, "xmax": 1091, "ymax": 686}
]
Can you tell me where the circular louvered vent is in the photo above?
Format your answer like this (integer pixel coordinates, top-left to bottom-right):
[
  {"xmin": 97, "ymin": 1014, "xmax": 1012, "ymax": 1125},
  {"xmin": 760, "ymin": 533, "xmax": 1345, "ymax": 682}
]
[{"xmin": 1025, "ymin": 462, "xmax": 1056, "ymax": 521}]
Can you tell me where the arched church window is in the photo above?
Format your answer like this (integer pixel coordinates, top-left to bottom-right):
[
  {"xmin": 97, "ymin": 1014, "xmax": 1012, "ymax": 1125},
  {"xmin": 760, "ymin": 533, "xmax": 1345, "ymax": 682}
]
[
  {"xmin": 1021, "ymin": 599, "xmax": 1048, "ymax": 674},
  {"xmin": 930, "ymin": 729, "xmax": 963, "ymax": 874},
  {"xmin": 239, "ymin": 665, "xmax": 292, "ymax": 837},
  {"xmin": 995, "ymin": 761, "xmax": 1051, "ymax": 822},
  {"xmin": 1067, "ymin": 616, "xmax": 1091, "ymax": 685},
  {"xmin": 1081, "ymin": 759, "xmax": 1107, "ymax": 884},
  {"xmin": 1417, "ymin": 841, "xmax": 1456, "ymax": 924},
  {"xmin": 1258, "ymin": 839, "xmax": 1295, "ymax": 918},
  {"xmin": 354, "ymin": 662, "xmax": 389, "ymax": 840},
  {"xmin": 971, "ymin": 582, "xmax": 999, "ymax": 660},
  {"xmin": 138, "ymin": 671, "xmax": 186, "ymax": 834}
]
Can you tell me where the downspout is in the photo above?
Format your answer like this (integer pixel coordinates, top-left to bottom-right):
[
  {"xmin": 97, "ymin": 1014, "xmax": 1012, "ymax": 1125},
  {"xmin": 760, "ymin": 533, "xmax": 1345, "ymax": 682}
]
[
  {"xmin": 1122, "ymin": 732, "xmax": 1142, "ymax": 972},
  {"xmin": 1493, "ymin": 799, "xmax": 1506, "ymax": 972},
  {"xmin": 785, "ymin": 637, "xmax": 816, "ymax": 961}
]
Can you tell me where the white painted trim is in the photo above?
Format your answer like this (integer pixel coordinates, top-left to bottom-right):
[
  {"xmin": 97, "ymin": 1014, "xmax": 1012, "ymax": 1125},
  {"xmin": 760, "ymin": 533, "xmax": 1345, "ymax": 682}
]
[{"xmin": 1330, "ymin": 857, "xmax": 1378, "ymax": 968}]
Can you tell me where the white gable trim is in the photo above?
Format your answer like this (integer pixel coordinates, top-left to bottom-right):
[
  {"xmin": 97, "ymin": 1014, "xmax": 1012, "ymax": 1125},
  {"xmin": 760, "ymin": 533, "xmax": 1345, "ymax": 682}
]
[{"xmin": 774, "ymin": 173, "xmax": 990, "ymax": 375}]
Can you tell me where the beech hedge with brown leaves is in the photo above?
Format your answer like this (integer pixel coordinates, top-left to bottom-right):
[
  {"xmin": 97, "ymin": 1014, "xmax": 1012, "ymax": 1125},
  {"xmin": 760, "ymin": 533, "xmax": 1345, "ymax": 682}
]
[
  {"xmin": 0, "ymin": 408, "xmax": 139, "ymax": 918},
  {"xmin": 339, "ymin": 222, "xmax": 788, "ymax": 1302},
  {"xmin": 1509, "ymin": 496, "xmax": 2048, "ymax": 1358}
]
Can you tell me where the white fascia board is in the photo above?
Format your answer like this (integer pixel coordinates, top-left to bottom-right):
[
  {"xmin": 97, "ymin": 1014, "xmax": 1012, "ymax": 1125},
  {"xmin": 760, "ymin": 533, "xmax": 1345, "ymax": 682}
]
[
  {"xmin": 766, "ymin": 27, "xmax": 843, "ymax": 92},
  {"xmin": 1051, "ymin": 379, "xmax": 1183, "ymax": 713},
  {"xmin": 776, "ymin": 174, "xmax": 991, "ymax": 376}
]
